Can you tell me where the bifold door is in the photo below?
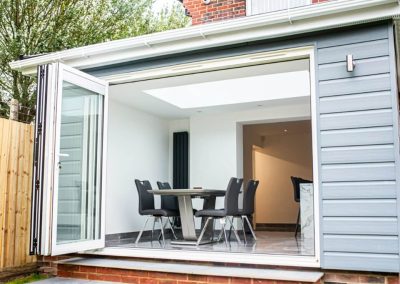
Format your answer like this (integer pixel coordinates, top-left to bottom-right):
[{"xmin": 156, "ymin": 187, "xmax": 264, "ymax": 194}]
[{"xmin": 30, "ymin": 63, "xmax": 108, "ymax": 256}]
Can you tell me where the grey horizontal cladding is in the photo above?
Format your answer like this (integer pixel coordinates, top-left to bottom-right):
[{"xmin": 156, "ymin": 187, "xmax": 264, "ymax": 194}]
[
  {"xmin": 321, "ymin": 163, "xmax": 396, "ymax": 182},
  {"xmin": 319, "ymin": 91, "xmax": 392, "ymax": 114},
  {"xmin": 323, "ymin": 217, "xmax": 398, "ymax": 235},
  {"xmin": 318, "ymin": 56, "xmax": 390, "ymax": 81},
  {"xmin": 60, "ymin": 148, "xmax": 82, "ymax": 161},
  {"xmin": 317, "ymin": 24, "xmax": 388, "ymax": 48},
  {"xmin": 59, "ymin": 174, "xmax": 81, "ymax": 187},
  {"xmin": 320, "ymin": 127, "xmax": 393, "ymax": 147},
  {"xmin": 58, "ymin": 200, "xmax": 81, "ymax": 214},
  {"xmin": 323, "ymin": 252, "xmax": 399, "ymax": 273},
  {"xmin": 319, "ymin": 74, "xmax": 391, "ymax": 97},
  {"xmin": 318, "ymin": 39, "xmax": 389, "ymax": 65},
  {"xmin": 316, "ymin": 23, "xmax": 399, "ymax": 273},
  {"xmin": 60, "ymin": 135, "xmax": 83, "ymax": 149},
  {"xmin": 322, "ymin": 199, "xmax": 397, "ymax": 217},
  {"xmin": 58, "ymin": 187, "xmax": 81, "ymax": 201},
  {"xmin": 323, "ymin": 235, "xmax": 399, "ymax": 254},
  {"xmin": 320, "ymin": 109, "xmax": 393, "ymax": 130},
  {"xmin": 322, "ymin": 181, "xmax": 397, "ymax": 199},
  {"xmin": 58, "ymin": 214, "xmax": 81, "ymax": 225},
  {"xmin": 59, "ymin": 160, "xmax": 82, "ymax": 174},
  {"xmin": 60, "ymin": 122, "xmax": 84, "ymax": 136},
  {"xmin": 321, "ymin": 145, "xmax": 395, "ymax": 164}
]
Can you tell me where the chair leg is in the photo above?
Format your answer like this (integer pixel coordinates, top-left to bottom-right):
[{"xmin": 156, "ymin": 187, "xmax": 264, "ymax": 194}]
[
  {"xmin": 240, "ymin": 216, "xmax": 247, "ymax": 244},
  {"xmin": 135, "ymin": 216, "xmax": 151, "ymax": 244},
  {"xmin": 217, "ymin": 218, "xmax": 226, "ymax": 242},
  {"xmin": 222, "ymin": 220, "xmax": 229, "ymax": 246},
  {"xmin": 197, "ymin": 217, "xmax": 212, "ymax": 246},
  {"xmin": 243, "ymin": 215, "xmax": 257, "ymax": 240},
  {"xmin": 151, "ymin": 217, "xmax": 156, "ymax": 241},
  {"xmin": 157, "ymin": 217, "xmax": 166, "ymax": 246},
  {"xmin": 228, "ymin": 217, "xmax": 232, "ymax": 241},
  {"xmin": 211, "ymin": 219, "xmax": 215, "ymax": 241},
  {"xmin": 168, "ymin": 217, "xmax": 178, "ymax": 240},
  {"xmin": 227, "ymin": 216, "xmax": 241, "ymax": 244},
  {"xmin": 295, "ymin": 208, "xmax": 300, "ymax": 237}
]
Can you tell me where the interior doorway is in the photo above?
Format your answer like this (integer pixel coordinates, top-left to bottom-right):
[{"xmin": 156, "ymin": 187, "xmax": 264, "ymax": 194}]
[{"xmin": 242, "ymin": 120, "xmax": 314, "ymax": 254}]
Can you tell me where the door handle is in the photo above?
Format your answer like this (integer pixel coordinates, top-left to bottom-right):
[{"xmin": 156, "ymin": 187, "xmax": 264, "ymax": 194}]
[
  {"xmin": 57, "ymin": 153, "xmax": 69, "ymax": 169},
  {"xmin": 58, "ymin": 153, "xmax": 70, "ymax": 157}
]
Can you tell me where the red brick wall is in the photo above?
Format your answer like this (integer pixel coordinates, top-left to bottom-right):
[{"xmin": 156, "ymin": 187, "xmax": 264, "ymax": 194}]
[
  {"xmin": 182, "ymin": 0, "xmax": 246, "ymax": 25},
  {"xmin": 56, "ymin": 263, "xmax": 400, "ymax": 284},
  {"xmin": 38, "ymin": 256, "xmax": 399, "ymax": 284}
]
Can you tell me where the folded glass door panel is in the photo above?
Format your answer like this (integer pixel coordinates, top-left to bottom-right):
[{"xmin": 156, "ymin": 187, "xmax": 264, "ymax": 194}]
[{"xmin": 30, "ymin": 63, "xmax": 108, "ymax": 256}]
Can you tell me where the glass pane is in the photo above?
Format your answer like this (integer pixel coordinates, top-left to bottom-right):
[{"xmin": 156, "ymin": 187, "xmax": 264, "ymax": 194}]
[{"xmin": 56, "ymin": 81, "xmax": 103, "ymax": 244}]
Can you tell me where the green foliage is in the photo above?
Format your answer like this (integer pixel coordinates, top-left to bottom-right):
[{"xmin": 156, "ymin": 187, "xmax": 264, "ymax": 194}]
[
  {"xmin": 0, "ymin": 0, "xmax": 188, "ymax": 123},
  {"xmin": 5, "ymin": 273, "xmax": 48, "ymax": 284}
]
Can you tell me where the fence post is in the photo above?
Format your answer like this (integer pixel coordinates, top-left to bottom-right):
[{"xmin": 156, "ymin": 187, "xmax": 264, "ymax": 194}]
[{"xmin": 9, "ymin": 99, "xmax": 19, "ymax": 121}]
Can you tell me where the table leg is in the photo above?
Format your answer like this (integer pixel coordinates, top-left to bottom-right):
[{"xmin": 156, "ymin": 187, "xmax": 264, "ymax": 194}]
[{"xmin": 176, "ymin": 195, "xmax": 197, "ymax": 241}]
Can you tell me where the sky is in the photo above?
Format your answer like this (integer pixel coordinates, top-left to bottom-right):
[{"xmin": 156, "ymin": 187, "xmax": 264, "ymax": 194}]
[{"xmin": 153, "ymin": 0, "xmax": 178, "ymax": 12}]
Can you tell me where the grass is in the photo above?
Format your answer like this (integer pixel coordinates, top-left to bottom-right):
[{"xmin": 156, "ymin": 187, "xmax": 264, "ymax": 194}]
[{"xmin": 5, "ymin": 273, "xmax": 48, "ymax": 284}]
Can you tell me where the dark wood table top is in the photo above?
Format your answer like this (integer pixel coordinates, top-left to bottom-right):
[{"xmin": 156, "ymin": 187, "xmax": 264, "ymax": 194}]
[{"xmin": 148, "ymin": 189, "xmax": 226, "ymax": 197}]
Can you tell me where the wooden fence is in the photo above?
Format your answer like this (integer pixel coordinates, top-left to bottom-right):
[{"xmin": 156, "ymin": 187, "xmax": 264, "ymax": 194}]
[{"xmin": 0, "ymin": 118, "xmax": 36, "ymax": 270}]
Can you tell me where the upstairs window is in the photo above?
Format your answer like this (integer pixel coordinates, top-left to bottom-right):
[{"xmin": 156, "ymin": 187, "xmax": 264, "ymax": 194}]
[{"xmin": 248, "ymin": 0, "xmax": 312, "ymax": 16}]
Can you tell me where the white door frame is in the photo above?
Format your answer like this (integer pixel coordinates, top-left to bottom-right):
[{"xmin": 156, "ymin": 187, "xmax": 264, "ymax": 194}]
[
  {"xmin": 49, "ymin": 63, "xmax": 108, "ymax": 255},
  {"xmin": 97, "ymin": 46, "xmax": 321, "ymax": 268}
]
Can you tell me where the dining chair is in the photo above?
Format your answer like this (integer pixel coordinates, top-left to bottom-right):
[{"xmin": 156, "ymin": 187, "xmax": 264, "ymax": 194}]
[
  {"xmin": 157, "ymin": 181, "xmax": 179, "ymax": 239},
  {"xmin": 134, "ymin": 179, "xmax": 179, "ymax": 245},
  {"xmin": 230, "ymin": 179, "xmax": 259, "ymax": 243},
  {"xmin": 195, "ymin": 177, "xmax": 243, "ymax": 246}
]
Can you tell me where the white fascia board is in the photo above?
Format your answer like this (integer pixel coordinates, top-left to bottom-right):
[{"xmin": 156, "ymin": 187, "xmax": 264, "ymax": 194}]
[{"xmin": 10, "ymin": 0, "xmax": 400, "ymax": 76}]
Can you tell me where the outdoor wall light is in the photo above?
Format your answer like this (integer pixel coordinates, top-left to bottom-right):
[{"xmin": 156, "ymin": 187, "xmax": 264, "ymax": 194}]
[
  {"xmin": 346, "ymin": 54, "xmax": 355, "ymax": 72},
  {"xmin": 203, "ymin": 0, "xmax": 211, "ymax": 4}
]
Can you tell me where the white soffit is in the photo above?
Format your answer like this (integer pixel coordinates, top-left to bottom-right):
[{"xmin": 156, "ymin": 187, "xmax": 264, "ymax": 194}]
[{"xmin": 144, "ymin": 70, "xmax": 310, "ymax": 109}]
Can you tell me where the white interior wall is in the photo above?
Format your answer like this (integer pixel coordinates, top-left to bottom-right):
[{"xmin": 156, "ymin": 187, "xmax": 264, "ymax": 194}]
[
  {"xmin": 190, "ymin": 101, "xmax": 311, "ymax": 217},
  {"xmin": 105, "ymin": 99, "xmax": 170, "ymax": 235}
]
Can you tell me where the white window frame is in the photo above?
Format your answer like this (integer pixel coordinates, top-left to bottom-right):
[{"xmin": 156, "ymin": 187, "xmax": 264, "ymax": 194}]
[
  {"xmin": 93, "ymin": 46, "xmax": 321, "ymax": 268},
  {"xmin": 246, "ymin": 0, "xmax": 313, "ymax": 17}
]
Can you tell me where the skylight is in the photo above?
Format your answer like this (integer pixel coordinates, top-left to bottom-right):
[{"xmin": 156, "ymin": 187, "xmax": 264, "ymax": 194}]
[{"xmin": 144, "ymin": 70, "xmax": 310, "ymax": 109}]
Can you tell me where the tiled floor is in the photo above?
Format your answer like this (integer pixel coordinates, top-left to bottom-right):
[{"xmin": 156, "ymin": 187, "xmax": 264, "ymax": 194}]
[{"xmin": 106, "ymin": 231, "xmax": 315, "ymax": 256}]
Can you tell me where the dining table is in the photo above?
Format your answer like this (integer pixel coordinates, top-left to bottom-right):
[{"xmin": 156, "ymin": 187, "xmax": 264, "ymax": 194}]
[{"xmin": 148, "ymin": 189, "xmax": 226, "ymax": 245}]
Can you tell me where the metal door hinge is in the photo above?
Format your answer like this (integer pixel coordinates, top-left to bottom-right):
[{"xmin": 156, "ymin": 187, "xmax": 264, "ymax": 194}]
[{"xmin": 37, "ymin": 122, "xmax": 42, "ymax": 135}]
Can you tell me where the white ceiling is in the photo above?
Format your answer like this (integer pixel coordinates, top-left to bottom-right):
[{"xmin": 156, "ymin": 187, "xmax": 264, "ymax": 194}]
[{"xmin": 109, "ymin": 59, "xmax": 310, "ymax": 119}]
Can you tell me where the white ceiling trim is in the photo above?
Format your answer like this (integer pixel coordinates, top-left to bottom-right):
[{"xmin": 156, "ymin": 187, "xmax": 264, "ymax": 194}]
[{"xmin": 9, "ymin": 0, "xmax": 400, "ymax": 76}]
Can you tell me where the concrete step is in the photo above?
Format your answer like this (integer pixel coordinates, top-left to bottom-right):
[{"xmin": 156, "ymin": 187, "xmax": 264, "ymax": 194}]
[{"xmin": 57, "ymin": 257, "xmax": 324, "ymax": 283}]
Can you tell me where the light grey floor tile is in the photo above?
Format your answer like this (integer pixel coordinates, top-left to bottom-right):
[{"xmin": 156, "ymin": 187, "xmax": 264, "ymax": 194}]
[{"xmin": 107, "ymin": 231, "xmax": 315, "ymax": 256}]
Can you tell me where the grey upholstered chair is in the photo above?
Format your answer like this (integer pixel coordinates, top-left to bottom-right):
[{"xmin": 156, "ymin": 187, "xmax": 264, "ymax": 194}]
[
  {"xmin": 230, "ymin": 180, "xmax": 259, "ymax": 243},
  {"xmin": 134, "ymin": 179, "xmax": 179, "ymax": 245},
  {"xmin": 157, "ymin": 181, "xmax": 179, "ymax": 239},
  {"xmin": 195, "ymin": 177, "xmax": 243, "ymax": 245}
]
